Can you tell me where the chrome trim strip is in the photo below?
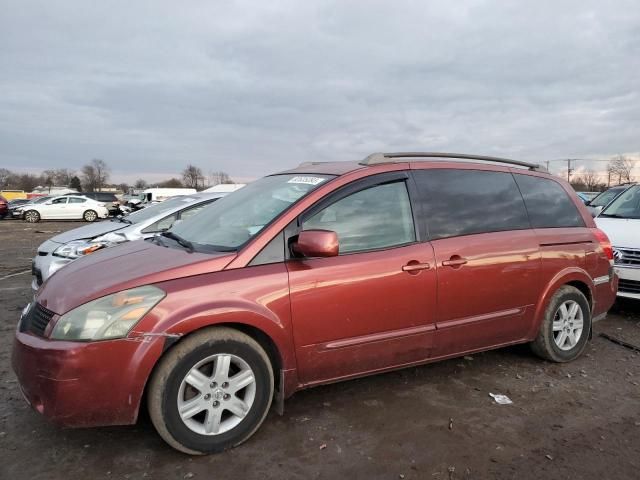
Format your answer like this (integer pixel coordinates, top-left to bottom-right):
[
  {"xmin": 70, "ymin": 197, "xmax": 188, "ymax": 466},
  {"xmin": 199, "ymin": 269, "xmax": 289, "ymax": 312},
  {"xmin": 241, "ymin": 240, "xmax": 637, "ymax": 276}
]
[
  {"xmin": 323, "ymin": 324, "xmax": 436, "ymax": 350},
  {"xmin": 593, "ymin": 275, "xmax": 610, "ymax": 286}
]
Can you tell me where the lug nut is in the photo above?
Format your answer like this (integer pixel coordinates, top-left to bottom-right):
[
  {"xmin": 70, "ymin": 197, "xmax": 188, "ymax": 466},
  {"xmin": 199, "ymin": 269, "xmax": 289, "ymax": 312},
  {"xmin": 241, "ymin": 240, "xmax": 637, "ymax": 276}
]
[
  {"xmin": 210, "ymin": 382, "xmax": 217, "ymax": 388},
  {"xmin": 223, "ymin": 394, "xmax": 230, "ymax": 400},
  {"xmin": 222, "ymin": 382, "xmax": 229, "ymax": 388},
  {"xmin": 213, "ymin": 401, "xmax": 219, "ymax": 407},
  {"xmin": 204, "ymin": 394, "xmax": 211, "ymax": 400}
]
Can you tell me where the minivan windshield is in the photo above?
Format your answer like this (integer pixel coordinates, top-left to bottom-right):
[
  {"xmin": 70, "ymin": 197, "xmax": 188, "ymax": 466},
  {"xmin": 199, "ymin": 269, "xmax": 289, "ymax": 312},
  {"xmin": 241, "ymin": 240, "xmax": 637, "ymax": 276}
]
[
  {"xmin": 170, "ymin": 174, "xmax": 334, "ymax": 251},
  {"xmin": 599, "ymin": 185, "xmax": 640, "ymax": 219},
  {"xmin": 121, "ymin": 196, "xmax": 205, "ymax": 224}
]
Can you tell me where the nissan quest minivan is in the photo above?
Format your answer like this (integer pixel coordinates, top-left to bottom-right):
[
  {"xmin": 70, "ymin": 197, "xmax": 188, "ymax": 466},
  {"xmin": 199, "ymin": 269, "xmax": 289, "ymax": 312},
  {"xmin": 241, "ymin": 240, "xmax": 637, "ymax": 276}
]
[{"xmin": 13, "ymin": 153, "xmax": 617, "ymax": 454}]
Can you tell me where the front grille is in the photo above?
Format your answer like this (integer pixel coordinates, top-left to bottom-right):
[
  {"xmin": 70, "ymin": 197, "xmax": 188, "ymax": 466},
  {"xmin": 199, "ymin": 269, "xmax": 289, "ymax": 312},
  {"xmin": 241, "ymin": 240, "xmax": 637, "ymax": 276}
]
[
  {"xmin": 614, "ymin": 248, "xmax": 640, "ymax": 267},
  {"xmin": 20, "ymin": 303, "xmax": 55, "ymax": 336},
  {"xmin": 619, "ymin": 279, "xmax": 640, "ymax": 295}
]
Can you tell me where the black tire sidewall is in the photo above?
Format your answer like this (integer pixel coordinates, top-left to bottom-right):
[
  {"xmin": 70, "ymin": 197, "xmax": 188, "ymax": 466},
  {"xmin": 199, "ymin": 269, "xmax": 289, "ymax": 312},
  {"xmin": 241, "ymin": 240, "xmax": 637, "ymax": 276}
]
[
  {"xmin": 160, "ymin": 339, "xmax": 272, "ymax": 454},
  {"xmin": 547, "ymin": 289, "xmax": 591, "ymax": 361}
]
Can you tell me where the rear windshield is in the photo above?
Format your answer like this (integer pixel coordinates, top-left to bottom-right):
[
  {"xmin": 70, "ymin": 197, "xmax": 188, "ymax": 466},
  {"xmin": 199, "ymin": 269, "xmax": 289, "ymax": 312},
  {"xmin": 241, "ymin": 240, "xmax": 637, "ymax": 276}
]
[{"xmin": 171, "ymin": 174, "xmax": 333, "ymax": 251}]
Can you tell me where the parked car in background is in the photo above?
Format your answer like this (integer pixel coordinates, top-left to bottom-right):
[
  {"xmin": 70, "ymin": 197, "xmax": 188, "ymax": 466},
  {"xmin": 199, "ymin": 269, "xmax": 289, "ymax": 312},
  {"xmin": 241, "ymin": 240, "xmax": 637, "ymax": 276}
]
[
  {"xmin": 66, "ymin": 192, "xmax": 120, "ymax": 215},
  {"xmin": 595, "ymin": 183, "xmax": 640, "ymax": 300},
  {"xmin": 13, "ymin": 152, "xmax": 617, "ymax": 455},
  {"xmin": 10, "ymin": 196, "xmax": 53, "ymax": 219},
  {"xmin": 586, "ymin": 184, "xmax": 632, "ymax": 216},
  {"xmin": 576, "ymin": 191, "xmax": 598, "ymax": 204},
  {"xmin": 0, "ymin": 195, "xmax": 7, "ymax": 219},
  {"xmin": 31, "ymin": 192, "xmax": 228, "ymax": 289},
  {"xmin": 21, "ymin": 195, "xmax": 109, "ymax": 223}
]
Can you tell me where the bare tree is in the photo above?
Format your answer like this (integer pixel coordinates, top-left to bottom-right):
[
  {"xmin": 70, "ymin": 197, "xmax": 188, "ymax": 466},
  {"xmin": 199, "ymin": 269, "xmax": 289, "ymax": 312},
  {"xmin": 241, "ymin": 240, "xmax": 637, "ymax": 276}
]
[
  {"xmin": 134, "ymin": 179, "xmax": 148, "ymax": 189},
  {"xmin": 157, "ymin": 178, "xmax": 183, "ymax": 188},
  {"xmin": 208, "ymin": 170, "xmax": 233, "ymax": 186},
  {"xmin": 81, "ymin": 164, "xmax": 97, "ymax": 192},
  {"xmin": 182, "ymin": 164, "xmax": 204, "ymax": 189},
  {"xmin": 579, "ymin": 169, "xmax": 602, "ymax": 191},
  {"xmin": 608, "ymin": 155, "xmax": 636, "ymax": 184},
  {"xmin": 0, "ymin": 168, "xmax": 10, "ymax": 189},
  {"xmin": 81, "ymin": 159, "xmax": 110, "ymax": 192}
]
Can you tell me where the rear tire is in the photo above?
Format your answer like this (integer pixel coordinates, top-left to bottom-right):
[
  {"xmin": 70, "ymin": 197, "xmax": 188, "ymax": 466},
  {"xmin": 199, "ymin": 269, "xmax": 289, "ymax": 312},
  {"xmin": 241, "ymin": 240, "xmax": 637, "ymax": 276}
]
[
  {"xmin": 24, "ymin": 210, "xmax": 40, "ymax": 223},
  {"xmin": 147, "ymin": 327, "xmax": 274, "ymax": 455},
  {"xmin": 531, "ymin": 285, "xmax": 591, "ymax": 362},
  {"xmin": 83, "ymin": 210, "xmax": 98, "ymax": 222}
]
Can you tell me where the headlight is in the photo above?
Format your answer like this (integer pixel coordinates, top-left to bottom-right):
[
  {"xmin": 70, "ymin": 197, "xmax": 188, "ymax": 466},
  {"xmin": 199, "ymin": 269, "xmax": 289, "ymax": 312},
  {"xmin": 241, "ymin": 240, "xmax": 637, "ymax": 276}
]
[
  {"xmin": 53, "ymin": 234, "xmax": 127, "ymax": 259},
  {"xmin": 51, "ymin": 286, "xmax": 165, "ymax": 341}
]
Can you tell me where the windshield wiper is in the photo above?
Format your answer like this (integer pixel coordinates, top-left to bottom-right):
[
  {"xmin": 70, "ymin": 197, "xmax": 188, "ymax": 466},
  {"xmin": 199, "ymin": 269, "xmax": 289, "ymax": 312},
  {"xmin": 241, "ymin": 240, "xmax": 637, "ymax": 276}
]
[{"xmin": 161, "ymin": 231, "xmax": 195, "ymax": 252}]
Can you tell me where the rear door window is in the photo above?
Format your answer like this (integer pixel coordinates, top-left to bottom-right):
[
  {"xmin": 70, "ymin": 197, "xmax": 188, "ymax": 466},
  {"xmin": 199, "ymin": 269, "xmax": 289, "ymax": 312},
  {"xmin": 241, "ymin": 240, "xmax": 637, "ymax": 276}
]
[
  {"xmin": 412, "ymin": 169, "xmax": 530, "ymax": 240},
  {"xmin": 514, "ymin": 174, "xmax": 585, "ymax": 228}
]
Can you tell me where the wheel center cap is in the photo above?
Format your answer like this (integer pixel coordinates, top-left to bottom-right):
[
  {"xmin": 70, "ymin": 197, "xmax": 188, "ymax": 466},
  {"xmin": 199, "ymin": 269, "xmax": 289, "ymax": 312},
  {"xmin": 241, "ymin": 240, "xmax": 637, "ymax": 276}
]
[{"xmin": 213, "ymin": 389, "xmax": 224, "ymax": 400}]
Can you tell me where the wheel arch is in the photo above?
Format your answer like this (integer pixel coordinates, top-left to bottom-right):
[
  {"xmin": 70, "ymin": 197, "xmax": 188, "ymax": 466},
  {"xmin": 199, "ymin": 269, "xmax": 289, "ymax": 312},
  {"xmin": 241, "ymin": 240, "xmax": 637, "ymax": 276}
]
[
  {"xmin": 529, "ymin": 268, "xmax": 594, "ymax": 339},
  {"xmin": 137, "ymin": 318, "xmax": 294, "ymax": 424}
]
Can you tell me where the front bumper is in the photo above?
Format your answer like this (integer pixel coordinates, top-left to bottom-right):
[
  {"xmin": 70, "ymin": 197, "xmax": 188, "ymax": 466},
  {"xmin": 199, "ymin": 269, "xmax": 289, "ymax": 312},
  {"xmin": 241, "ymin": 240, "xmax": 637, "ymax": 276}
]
[
  {"xmin": 12, "ymin": 324, "xmax": 166, "ymax": 427},
  {"xmin": 614, "ymin": 265, "xmax": 640, "ymax": 300}
]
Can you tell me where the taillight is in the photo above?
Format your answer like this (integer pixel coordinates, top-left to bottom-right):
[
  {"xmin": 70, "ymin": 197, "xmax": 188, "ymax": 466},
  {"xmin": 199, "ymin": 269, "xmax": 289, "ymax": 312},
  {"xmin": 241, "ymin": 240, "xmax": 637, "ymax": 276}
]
[{"xmin": 592, "ymin": 228, "xmax": 614, "ymax": 262}]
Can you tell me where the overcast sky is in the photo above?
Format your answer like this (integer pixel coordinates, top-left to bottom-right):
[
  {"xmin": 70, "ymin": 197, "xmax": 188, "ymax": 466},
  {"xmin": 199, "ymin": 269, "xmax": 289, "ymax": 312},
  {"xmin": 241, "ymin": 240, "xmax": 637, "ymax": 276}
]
[{"xmin": 1, "ymin": 0, "xmax": 639, "ymax": 184}]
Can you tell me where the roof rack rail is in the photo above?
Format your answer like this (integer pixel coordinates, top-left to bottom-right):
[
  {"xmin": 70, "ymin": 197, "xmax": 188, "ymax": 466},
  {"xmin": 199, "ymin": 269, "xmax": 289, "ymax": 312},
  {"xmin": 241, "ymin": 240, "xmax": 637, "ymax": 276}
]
[{"xmin": 360, "ymin": 152, "xmax": 544, "ymax": 171}]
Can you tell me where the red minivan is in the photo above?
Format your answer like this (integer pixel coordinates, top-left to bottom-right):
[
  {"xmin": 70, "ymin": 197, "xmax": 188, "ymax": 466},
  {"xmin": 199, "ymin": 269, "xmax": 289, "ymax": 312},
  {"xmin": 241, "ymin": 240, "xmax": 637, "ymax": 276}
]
[{"xmin": 13, "ymin": 153, "xmax": 617, "ymax": 454}]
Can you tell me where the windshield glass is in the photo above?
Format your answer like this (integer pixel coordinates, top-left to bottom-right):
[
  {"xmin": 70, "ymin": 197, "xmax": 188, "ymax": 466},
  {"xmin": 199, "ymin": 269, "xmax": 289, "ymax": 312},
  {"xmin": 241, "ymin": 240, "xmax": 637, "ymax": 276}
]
[
  {"xmin": 591, "ymin": 186, "xmax": 625, "ymax": 207},
  {"xmin": 171, "ymin": 174, "xmax": 334, "ymax": 251},
  {"xmin": 600, "ymin": 185, "xmax": 640, "ymax": 219},
  {"xmin": 125, "ymin": 196, "xmax": 204, "ymax": 223}
]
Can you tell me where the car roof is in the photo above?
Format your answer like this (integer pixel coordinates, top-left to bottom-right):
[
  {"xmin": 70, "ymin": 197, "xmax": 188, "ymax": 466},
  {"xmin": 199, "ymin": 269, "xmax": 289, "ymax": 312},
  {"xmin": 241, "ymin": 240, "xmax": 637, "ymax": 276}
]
[{"xmin": 277, "ymin": 152, "xmax": 547, "ymax": 177}]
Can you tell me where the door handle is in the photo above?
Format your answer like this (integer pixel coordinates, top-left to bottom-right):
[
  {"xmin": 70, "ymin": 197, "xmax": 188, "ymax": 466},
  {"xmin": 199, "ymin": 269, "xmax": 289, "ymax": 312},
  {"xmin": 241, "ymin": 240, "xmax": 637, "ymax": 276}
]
[
  {"xmin": 442, "ymin": 256, "xmax": 468, "ymax": 267},
  {"xmin": 402, "ymin": 262, "xmax": 431, "ymax": 272}
]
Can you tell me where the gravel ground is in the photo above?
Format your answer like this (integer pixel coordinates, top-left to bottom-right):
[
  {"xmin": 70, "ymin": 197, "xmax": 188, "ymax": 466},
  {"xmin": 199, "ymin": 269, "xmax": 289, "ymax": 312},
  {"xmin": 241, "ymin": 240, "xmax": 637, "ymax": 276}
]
[{"xmin": 1, "ymin": 220, "xmax": 639, "ymax": 479}]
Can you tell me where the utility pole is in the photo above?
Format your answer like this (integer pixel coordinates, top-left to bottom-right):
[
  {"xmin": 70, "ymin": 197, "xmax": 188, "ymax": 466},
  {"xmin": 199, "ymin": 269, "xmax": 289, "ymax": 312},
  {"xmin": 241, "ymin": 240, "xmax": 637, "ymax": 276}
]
[{"xmin": 566, "ymin": 159, "xmax": 573, "ymax": 182}]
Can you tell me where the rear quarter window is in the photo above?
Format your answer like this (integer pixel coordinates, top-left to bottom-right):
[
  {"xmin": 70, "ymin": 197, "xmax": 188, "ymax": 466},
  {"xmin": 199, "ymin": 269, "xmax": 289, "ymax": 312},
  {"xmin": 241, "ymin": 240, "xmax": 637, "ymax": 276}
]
[
  {"xmin": 514, "ymin": 174, "xmax": 585, "ymax": 228},
  {"xmin": 413, "ymin": 169, "xmax": 530, "ymax": 240}
]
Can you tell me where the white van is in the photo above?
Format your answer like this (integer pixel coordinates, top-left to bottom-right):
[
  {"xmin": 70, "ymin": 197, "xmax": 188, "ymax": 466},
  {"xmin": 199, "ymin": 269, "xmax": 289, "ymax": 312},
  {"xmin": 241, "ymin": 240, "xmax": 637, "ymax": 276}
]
[{"xmin": 140, "ymin": 188, "xmax": 197, "ymax": 203}]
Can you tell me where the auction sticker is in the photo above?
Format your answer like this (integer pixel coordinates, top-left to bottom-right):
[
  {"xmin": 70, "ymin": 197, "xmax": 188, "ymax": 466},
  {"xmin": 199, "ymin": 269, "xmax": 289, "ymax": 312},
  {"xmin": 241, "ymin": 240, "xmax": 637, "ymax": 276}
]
[{"xmin": 288, "ymin": 176, "xmax": 326, "ymax": 185}]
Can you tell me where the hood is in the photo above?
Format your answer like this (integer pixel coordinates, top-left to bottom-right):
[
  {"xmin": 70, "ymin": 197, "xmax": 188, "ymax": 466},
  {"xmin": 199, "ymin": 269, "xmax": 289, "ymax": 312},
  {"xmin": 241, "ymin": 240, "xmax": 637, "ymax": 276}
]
[
  {"xmin": 595, "ymin": 217, "xmax": 640, "ymax": 249},
  {"xmin": 37, "ymin": 239, "xmax": 236, "ymax": 314},
  {"xmin": 48, "ymin": 220, "xmax": 127, "ymax": 244}
]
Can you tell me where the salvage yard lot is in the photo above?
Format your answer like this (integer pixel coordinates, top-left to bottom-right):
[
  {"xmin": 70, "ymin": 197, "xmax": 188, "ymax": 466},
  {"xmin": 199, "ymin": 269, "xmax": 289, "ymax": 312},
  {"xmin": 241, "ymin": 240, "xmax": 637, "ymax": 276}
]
[{"xmin": 0, "ymin": 220, "xmax": 639, "ymax": 479}]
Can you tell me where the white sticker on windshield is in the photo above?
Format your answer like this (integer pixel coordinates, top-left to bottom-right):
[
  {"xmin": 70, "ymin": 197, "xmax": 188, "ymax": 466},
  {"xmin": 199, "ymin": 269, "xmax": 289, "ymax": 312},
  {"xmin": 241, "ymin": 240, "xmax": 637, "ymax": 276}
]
[{"xmin": 288, "ymin": 176, "xmax": 326, "ymax": 186}]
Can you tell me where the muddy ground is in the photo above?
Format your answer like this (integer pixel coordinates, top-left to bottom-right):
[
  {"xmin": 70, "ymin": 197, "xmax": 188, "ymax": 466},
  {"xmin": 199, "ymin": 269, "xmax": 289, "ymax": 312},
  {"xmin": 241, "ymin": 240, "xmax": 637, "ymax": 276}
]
[{"xmin": 0, "ymin": 219, "xmax": 639, "ymax": 479}]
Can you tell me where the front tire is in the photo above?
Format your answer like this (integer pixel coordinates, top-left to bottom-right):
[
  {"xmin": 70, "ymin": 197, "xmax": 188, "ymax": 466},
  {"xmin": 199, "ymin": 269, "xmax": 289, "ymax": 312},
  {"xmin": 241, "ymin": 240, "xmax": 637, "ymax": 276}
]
[
  {"xmin": 83, "ymin": 209, "xmax": 98, "ymax": 222},
  {"xmin": 24, "ymin": 210, "xmax": 40, "ymax": 223},
  {"xmin": 147, "ymin": 327, "xmax": 274, "ymax": 454},
  {"xmin": 531, "ymin": 285, "xmax": 591, "ymax": 362}
]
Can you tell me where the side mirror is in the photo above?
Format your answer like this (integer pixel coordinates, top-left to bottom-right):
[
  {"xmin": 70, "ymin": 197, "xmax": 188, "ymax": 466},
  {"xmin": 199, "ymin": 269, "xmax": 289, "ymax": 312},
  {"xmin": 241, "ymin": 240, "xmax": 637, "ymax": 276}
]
[
  {"xmin": 584, "ymin": 200, "xmax": 591, "ymax": 206},
  {"xmin": 292, "ymin": 230, "xmax": 339, "ymax": 258}
]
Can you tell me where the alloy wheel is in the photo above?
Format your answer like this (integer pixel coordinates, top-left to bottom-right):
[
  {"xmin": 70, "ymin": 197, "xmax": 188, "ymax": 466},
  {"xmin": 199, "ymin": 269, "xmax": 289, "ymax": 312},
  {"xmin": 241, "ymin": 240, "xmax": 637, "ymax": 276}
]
[
  {"xmin": 177, "ymin": 353, "xmax": 256, "ymax": 436},
  {"xmin": 552, "ymin": 300, "xmax": 584, "ymax": 351},
  {"xmin": 24, "ymin": 211, "xmax": 39, "ymax": 223}
]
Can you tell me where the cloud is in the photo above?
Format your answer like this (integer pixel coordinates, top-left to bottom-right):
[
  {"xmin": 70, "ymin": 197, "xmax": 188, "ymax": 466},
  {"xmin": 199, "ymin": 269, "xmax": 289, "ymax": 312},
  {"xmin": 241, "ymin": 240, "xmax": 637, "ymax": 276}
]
[{"xmin": 1, "ymin": 0, "xmax": 639, "ymax": 183}]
